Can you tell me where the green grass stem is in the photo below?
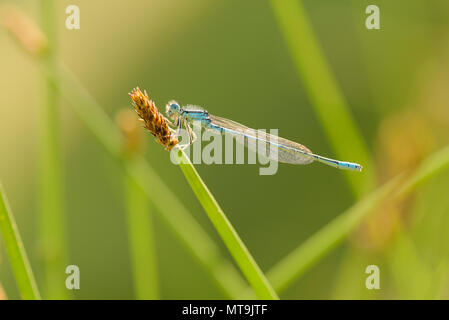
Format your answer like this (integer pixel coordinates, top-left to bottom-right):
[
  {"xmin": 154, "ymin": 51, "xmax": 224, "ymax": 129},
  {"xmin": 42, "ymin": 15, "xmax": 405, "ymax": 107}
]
[
  {"xmin": 38, "ymin": 0, "xmax": 68, "ymax": 299},
  {"xmin": 124, "ymin": 156, "xmax": 249, "ymax": 298},
  {"xmin": 0, "ymin": 183, "xmax": 41, "ymax": 300},
  {"xmin": 266, "ymin": 144, "xmax": 449, "ymax": 294},
  {"xmin": 123, "ymin": 157, "xmax": 159, "ymax": 299},
  {"xmin": 176, "ymin": 150, "xmax": 278, "ymax": 300},
  {"xmin": 270, "ymin": 0, "xmax": 374, "ymax": 196},
  {"xmin": 266, "ymin": 176, "xmax": 402, "ymax": 294}
]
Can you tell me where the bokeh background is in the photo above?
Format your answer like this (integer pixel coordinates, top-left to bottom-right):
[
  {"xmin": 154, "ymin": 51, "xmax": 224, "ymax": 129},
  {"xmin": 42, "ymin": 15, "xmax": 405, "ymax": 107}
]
[{"xmin": 1, "ymin": 0, "xmax": 449, "ymax": 299}]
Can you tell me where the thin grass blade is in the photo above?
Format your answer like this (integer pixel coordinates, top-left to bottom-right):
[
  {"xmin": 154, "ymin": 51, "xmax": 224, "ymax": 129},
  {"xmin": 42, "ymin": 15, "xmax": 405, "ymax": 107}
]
[
  {"xmin": 0, "ymin": 183, "xmax": 41, "ymax": 300},
  {"xmin": 176, "ymin": 150, "xmax": 278, "ymax": 300}
]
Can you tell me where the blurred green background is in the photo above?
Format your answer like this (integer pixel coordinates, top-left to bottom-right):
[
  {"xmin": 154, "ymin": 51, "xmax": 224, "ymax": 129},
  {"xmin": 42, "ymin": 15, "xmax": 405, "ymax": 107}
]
[{"xmin": 1, "ymin": 0, "xmax": 449, "ymax": 299}]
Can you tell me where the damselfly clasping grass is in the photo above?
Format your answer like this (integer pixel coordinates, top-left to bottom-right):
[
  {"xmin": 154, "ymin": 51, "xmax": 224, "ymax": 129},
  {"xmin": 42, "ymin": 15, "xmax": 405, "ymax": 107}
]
[{"xmin": 130, "ymin": 87, "xmax": 362, "ymax": 171}]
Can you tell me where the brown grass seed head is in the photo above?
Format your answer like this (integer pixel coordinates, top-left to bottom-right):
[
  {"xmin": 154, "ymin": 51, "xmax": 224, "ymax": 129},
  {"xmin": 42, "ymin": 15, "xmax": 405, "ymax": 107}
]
[{"xmin": 130, "ymin": 87, "xmax": 178, "ymax": 150}]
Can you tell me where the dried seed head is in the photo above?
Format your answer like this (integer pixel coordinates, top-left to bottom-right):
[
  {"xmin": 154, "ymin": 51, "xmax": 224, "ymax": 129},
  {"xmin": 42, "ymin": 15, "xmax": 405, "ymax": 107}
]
[
  {"xmin": 0, "ymin": 4, "xmax": 47, "ymax": 56},
  {"xmin": 115, "ymin": 109, "xmax": 144, "ymax": 156},
  {"xmin": 129, "ymin": 87, "xmax": 178, "ymax": 150}
]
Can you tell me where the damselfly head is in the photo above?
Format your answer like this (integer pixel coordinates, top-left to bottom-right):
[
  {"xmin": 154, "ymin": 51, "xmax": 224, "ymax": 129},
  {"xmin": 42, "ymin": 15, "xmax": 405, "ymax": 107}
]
[{"xmin": 166, "ymin": 100, "xmax": 180, "ymax": 119}]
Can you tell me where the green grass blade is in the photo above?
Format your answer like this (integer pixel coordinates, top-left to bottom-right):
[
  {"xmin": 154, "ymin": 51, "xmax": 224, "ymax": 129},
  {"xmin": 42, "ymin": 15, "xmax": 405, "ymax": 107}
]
[
  {"xmin": 270, "ymin": 0, "xmax": 373, "ymax": 196},
  {"xmin": 0, "ymin": 183, "xmax": 41, "ymax": 300},
  {"xmin": 267, "ymin": 144, "xmax": 449, "ymax": 293},
  {"xmin": 266, "ymin": 176, "xmax": 402, "ymax": 293},
  {"xmin": 176, "ymin": 150, "xmax": 278, "ymax": 300},
  {"xmin": 38, "ymin": 0, "xmax": 69, "ymax": 299},
  {"xmin": 124, "ymin": 157, "xmax": 160, "ymax": 300},
  {"xmin": 397, "ymin": 144, "xmax": 449, "ymax": 198},
  {"xmin": 124, "ymin": 156, "xmax": 249, "ymax": 299}
]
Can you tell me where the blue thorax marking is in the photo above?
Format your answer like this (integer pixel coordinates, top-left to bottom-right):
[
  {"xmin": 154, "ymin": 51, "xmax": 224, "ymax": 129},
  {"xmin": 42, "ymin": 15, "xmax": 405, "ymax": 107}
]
[{"xmin": 181, "ymin": 107, "xmax": 211, "ymax": 124}]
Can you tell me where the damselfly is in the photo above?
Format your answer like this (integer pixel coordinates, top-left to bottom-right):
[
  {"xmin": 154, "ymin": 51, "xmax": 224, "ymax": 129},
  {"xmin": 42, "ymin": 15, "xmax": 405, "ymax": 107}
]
[{"xmin": 165, "ymin": 101, "xmax": 362, "ymax": 171}]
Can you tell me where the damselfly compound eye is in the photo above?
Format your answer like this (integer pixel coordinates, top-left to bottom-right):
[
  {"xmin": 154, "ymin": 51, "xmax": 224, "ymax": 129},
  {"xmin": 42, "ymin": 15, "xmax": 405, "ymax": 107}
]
[{"xmin": 166, "ymin": 100, "xmax": 180, "ymax": 119}]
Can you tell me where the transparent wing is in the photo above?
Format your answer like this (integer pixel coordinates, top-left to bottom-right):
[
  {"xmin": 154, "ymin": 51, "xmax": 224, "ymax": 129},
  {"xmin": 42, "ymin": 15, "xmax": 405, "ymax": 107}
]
[{"xmin": 208, "ymin": 115, "xmax": 314, "ymax": 164}]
